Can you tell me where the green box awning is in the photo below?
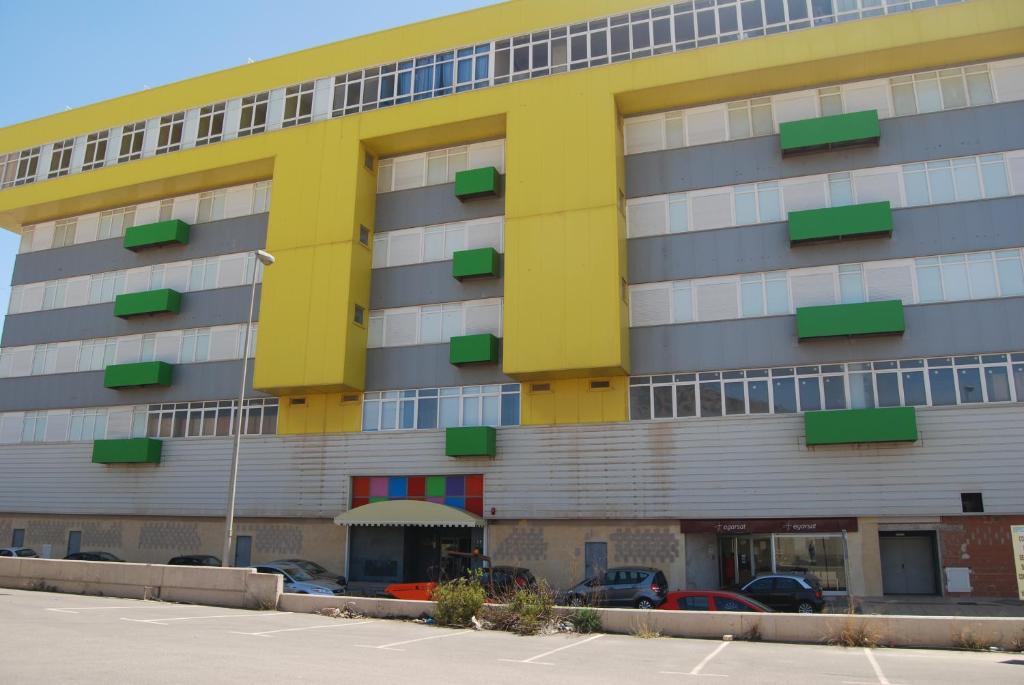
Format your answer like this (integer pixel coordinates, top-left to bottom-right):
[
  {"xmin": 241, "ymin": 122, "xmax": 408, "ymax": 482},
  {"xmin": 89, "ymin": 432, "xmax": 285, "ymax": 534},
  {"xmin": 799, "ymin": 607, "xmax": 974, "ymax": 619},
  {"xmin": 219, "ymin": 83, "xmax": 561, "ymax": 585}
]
[
  {"xmin": 445, "ymin": 426, "xmax": 497, "ymax": 457},
  {"xmin": 452, "ymin": 247, "xmax": 500, "ymax": 280},
  {"xmin": 123, "ymin": 219, "xmax": 190, "ymax": 250},
  {"xmin": 454, "ymin": 167, "xmax": 501, "ymax": 200},
  {"xmin": 796, "ymin": 300, "xmax": 905, "ymax": 340},
  {"xmin": 805, "ymin": 407, "xmax": 918, "ymax": 446},
  {"xmin": 103, "ymin": 361, "xmax": 174, "ymax": 388},
  {"xmin": 92, "ymin": 438, "xmax": 162, "ymax": 464},
  {"xmin": 788, "ymin": 201, "xmax": 893, "ymax": 244},
  {"xmin": 113, "ymin": 289, "xmax": 183, "ymax": 317},
  {"xmin": 449, "ymin": 333, "xmax": 499, "ymax": 365},
  {"xmin": 780, "ymin": 110, "xmax": 880, "ymax": 155}
]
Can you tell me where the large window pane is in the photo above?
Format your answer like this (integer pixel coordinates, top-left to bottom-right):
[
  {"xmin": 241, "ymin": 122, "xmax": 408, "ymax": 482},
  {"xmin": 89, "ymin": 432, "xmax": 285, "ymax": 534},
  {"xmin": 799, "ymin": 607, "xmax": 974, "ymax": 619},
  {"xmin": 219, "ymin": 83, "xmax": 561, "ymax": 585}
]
[
  {"xmin": 417, "ymin": 398, "xmax": 438, "ymax": 428},
  {"xmin": 653, "ymin": 385, "xmax": 674, "ymax": 418},
  {"xmin": 630, "ymin": 386, "xmax": 651, "ymax": 420},
  {"xmin": 823, "ymin": 376, "xmax": 846, "ymax": 409},
  {"xmin": 902, "ymin": 371, "xmax": 927, "ymax": 406},
  {"xmin": 967, "ymin": 255, "xmax": 998, "ymax": 299},
  {"xmin": 984, "ymin": 366, "xmax": 1011, "ymax": 402},
  {"xmin": 876, "ymin": 373, "xmax": 901, "ymax": 407},
  {"xmin": 928, "ymin": 368, "xmax": 957, "ymax": 405},
  {"xmin": 765, "ymin": 277, "xmax": 789, "ymax": 314},
  {"xmin": 957, "ymin": 367, "xmax": 983, "ymax": 403},
  {"xmin": 996, "ymin": 254, "xmax": 1024, "ymax": 296},
  {"xmin": 902, "ymin": 170, "xmax": 929, "ymax": 206},
  {"xmin": 772, "ymin": 378, "xmax": 797, "ymax": 413},
  {"xmin": 741, "ymin": 279, "xmax": 765, "ymax": 317},
  {"xmin": 915, "ymin": 262, "xmax": 943, "ymax": 302},
  {"xmin": 927, "ymin": 164, "xmax": 955, "ymax": 203},
  {"xmin": 748, "ymin": 381, "xmax": 770, "ymax": 413},
  {"xmin": 952, "ymin": 161, "xmax": 981, "ymax": 201},
  {"xmin": 940, "ymin": 256, "xmax": 970, "ymax": 301},
  {"xmin": 798, "ymin": 377, "xmax": 821, "ymax": 411},
  {"xmin": 500, "ymin": 394, "xmax": 520, "ymax": 426},
  {"xmin": 700, "ymin": 382, "xmax": 722, "ymax": 416},
  {"xmin": 724, "ymin": 381, "xmax": 746, "ymax": 415},
  {"xmin": 849, "ymin": 373, "xmax": 875, "ymax": 409},
  {"xmin": 676, "ymin": 385, "xmax": 697, "ymax": 417},
  {"xmin": 1013, "ymin": 364, "xmax": 1024, "ymax": 402}
]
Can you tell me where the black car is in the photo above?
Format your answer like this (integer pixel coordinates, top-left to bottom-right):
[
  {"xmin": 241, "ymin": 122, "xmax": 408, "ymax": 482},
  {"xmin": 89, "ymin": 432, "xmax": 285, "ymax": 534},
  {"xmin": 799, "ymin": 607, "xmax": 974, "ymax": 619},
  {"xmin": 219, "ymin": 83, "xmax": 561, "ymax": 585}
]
[
  {"xmin": 566, "ymin": 567, "xmax": 668, "ymax": 609},
  {"xmin": 167, "ymin": 554, "xmax": 222, "ymax": 567},
  {"xmin": 63, "ymin": 551, "xmax": 124, "ymax": 562},
  {"xmin": 481, "ymin": 566, "xmax": 536, "ymax": 597},
  {"xmin": 740, "ymin": 573, "xmax": 825, "ymax": 613},
  {"xmin": 271, "ymin": 558, "xmax": 347, "ymax": 587}
]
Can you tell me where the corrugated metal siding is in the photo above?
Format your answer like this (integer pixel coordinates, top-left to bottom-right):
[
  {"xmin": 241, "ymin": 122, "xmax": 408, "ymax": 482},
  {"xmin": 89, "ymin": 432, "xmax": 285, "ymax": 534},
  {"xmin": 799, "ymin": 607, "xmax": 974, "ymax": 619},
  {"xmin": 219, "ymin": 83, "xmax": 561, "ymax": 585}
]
[{"xmin": 0, "ymin": 405, "xmax": 1020, "ymax": 520}]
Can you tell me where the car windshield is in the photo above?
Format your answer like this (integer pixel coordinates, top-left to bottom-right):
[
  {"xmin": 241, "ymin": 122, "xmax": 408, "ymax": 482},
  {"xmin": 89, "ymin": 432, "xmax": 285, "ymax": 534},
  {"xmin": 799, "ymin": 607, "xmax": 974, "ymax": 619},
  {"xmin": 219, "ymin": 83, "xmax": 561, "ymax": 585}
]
[{"xmin": 279, "ymin": 565, "xmax": 315, "ymax": 581}]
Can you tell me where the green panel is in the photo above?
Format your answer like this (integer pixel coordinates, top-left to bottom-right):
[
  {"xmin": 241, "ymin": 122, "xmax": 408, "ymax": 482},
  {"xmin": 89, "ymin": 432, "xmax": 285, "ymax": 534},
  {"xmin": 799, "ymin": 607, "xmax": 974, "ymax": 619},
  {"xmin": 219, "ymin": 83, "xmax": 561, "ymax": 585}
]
[
  {"xmin": 103, "ymin": 361, "xmax": 174, "ymax": 388},
  {"xmin": 788, "ymin": 201, "xmax": 893, "ymax": 244},
  {"xmin": 92, "ymin": 438, "xmax": 162, "ymax": 464},
  {"xmin": 122, "ymin": 220, "xmax": 190, "ymax": 250},
  {"xmin": 445, "ymin": 426, "xmax": 497, "ymax": 457},
  {"xmin": 452, "ymin": 247, "xmax": 500, "ymax": 280},
  {"xmin": 426, "ymin": 476, "xmax": 447, "ymax": 498},
  {"xmin": 449, "ymin": 334, "xmax": 499, "ymax": 365},
  {"xmin": 113, "ymin": 289, "xmax": 183, "ymax": 317},
  {"xmin": 796, "ymin": 300, "xmax": 905, "ymax": 340},
  {"xmin": 454, "ymin": 166, "xmax": 501, "ymax": 200},
  {"xmin": 369, "ymin": 497, "xmax": 389, "ymax": 503},
  {"xmin": 805, "ymin": 407, "xmax": 918, "ymax": 446},
  {"xmin": 779, "ymin": 110, "xmax": 880, "ymax": 155}
]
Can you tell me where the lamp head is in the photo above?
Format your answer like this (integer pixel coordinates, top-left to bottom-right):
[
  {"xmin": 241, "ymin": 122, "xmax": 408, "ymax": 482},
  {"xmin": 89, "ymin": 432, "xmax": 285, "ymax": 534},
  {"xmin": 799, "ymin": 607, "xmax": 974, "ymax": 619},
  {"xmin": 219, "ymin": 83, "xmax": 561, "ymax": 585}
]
[{"xmin": 255, "ymin": 249, "xmax": 275, "ymax": 266}]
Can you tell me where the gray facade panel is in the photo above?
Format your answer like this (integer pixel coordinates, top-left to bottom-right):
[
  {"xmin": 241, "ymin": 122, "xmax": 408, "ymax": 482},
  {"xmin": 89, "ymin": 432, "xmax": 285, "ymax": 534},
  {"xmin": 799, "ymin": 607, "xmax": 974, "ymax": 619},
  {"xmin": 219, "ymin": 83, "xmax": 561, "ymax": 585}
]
[
  {"xmin": 629, "ymin": 196, "xmax": 1024, "ymax": 284},
  {"xmin": 370, "ymin": 262, "xmax": 503, "ymax": 309},
  {"xmin": 12, "ymin": 214, "xmax": 268, "ymax": 285},
  {"xmin": 625, "ymin": 101, "xmax": 1024, "ymax": 198},
  {"xmin": 374, "ymin": 183, "xmax": 504, "ymax": 232},
  {"xmin": 0, "ymin": 360, "xmax": 264, "ymax": 412},
  {"xmin": 1, "ymin": 286, "xmax": 259, "ymax": 347},
  {"xmin": 365, "ymin": 343, "xmax": 514, "ymax": 390},
  {"xmin": 630, "ymin": 298, "xmax": 1024, "ymax": 375}
]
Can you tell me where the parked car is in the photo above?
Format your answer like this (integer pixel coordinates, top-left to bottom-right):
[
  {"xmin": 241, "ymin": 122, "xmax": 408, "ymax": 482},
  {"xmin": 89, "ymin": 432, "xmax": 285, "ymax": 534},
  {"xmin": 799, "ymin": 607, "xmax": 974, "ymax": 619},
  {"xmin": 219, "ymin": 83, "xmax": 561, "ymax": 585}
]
[
  {"xmin": 480, "ymin": 566, "xmax": 536, "ymax": 597},
  {"xmin": 271, "ymin": 558, "xmax": 346, "ymax": 587},
  {"xmin": 660, "ymin": 590, "xmax": 773, "ymax": 613},
  {"xmin": 167, "ymin": 554, "xmax": 222, "ymax": 567},
  {"xmin": 565, "ymin": 567, "xmax": 668, "ymax": 609},
  {"xmin": 63, "ymin": 551, "xmax": 124, "ymax": 562},
  {"xmin": 254, "ymin": 562, "xmax": 346, "ymax": 595},
  {"xmin": 0, "ymin": 547, "xmax": 39, "ymax": 558},
  {"xmin": 739, "ymin": 573, "xmax": 825, "ymax": 613}
]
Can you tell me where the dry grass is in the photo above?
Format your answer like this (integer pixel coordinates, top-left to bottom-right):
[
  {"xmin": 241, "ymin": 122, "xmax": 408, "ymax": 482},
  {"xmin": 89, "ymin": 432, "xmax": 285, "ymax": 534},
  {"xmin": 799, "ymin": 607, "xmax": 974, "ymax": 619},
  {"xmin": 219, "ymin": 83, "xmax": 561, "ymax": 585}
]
[
  {"xmin": 953, "ymin": 628, "xmax": 995, "ymax": 651},
  {"xmin": 825, "ymin": 621, "xmax": 882, "ymax": 648},
  {"xmin": 631, "ymin": 613, "xmax": 662, "ymax": 639}
]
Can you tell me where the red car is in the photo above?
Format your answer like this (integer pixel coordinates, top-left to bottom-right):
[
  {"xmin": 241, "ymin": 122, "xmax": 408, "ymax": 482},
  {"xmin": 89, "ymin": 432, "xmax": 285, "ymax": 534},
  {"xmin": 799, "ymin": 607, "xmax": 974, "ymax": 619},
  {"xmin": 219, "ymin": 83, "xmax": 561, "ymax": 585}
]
[{"xmin": 658, "ymin": 590, "xmax": 773, "ymax": 612}]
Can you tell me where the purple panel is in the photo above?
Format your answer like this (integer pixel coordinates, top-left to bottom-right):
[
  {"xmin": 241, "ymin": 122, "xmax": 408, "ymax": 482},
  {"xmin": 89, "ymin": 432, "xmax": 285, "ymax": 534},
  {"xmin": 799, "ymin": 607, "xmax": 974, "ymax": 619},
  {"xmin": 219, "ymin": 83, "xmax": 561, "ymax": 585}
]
[
  {"xmin": 445, "ymin": 476, "xmax": 465, "ymax": 496},
  {"xmin": 370, "ymin": 477, "xmax": 389, "ymax": 498}
]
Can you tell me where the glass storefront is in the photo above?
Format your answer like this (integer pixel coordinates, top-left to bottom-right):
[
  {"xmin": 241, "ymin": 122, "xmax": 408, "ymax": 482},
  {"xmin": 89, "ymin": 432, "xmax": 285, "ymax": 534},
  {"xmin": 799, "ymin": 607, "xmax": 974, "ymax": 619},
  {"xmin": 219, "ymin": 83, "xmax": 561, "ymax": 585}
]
[{"xmin": 718, "ymin": 533, "xmax": 847, "ymax": 592}]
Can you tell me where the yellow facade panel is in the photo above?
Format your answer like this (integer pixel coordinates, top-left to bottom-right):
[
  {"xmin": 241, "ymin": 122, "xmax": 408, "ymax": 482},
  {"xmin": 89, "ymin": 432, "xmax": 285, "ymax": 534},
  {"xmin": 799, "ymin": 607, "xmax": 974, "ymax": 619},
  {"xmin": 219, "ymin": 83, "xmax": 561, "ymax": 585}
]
[{"xmin": 521, "ymin": 377, "xmax": 628, "ymax": 426}]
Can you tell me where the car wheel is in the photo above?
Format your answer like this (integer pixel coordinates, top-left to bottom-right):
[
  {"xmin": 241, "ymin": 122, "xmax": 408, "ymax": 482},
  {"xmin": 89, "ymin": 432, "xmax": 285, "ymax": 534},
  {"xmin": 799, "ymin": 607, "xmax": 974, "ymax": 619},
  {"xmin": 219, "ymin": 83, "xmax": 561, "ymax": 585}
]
[
  {"xmin": 636, "ymin": 598, "xmax": 655, "ymax": 610},
  {"xmin": 796, "ymin": 601, "xmax": 815, "ymax": 614},
  {"xmin": 568, "ymin": 595, "xmax": 584, "ymax": 607}
]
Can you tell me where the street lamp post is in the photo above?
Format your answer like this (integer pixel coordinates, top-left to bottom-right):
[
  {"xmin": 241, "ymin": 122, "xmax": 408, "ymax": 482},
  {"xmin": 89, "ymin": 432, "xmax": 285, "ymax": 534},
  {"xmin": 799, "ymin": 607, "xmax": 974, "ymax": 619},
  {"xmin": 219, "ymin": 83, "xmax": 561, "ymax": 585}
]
[{"xmin": 221, "ymin": 249, "xmax": 275, "ymax": 567}]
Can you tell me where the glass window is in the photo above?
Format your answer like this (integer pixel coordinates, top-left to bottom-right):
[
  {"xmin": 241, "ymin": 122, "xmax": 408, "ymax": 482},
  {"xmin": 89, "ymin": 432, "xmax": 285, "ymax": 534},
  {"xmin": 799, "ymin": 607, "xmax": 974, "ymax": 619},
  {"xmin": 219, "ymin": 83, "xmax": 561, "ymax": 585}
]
[
  {"xmin": 996, "ymin": 251, "xmax": 1024, "ymax": 296},
  {"xmin": 928, "ymin": 367, "xmax": 957, "ymax": 405},
  {"xmin": 676, "ymin": 384, "xmax": 697, "ymax": 417},
  {"xmin": 956, "ymin": 367, "xmax": 983, "ymax": 403},
  {"xmin": 848, "ymin": 373, "xmax": 875, "ymax": 409},
  {"xmin": 772, "ymin": 377, "xmax": 797, "ymax": 413},
  {"xmin": 724, "ymin": 381, "xmax": 746, "ymax": 415},
  {"xmin": 984, "ymin": 366, "xmax": 1011, "ymax": 402},
  {"xmin": 699, "ymin": 382, "xmax": 722, "ymax": 417},
  {"xmin": 823, "ymin": 376, "xmax": 846, "ymax": 409},
  {"xmin": 629, "ymin": 386, "xmax": 651, "ymax": 420},
  {"xmin": 798, "ymin": 377, "xmax": 821, "ymax": 411},
  {"xmin": 940, "ymin": 254, "xmax": 970, "ymax": 301},
  {"xmin": 653, "ymin": 385, "xmax": 674, "ymax": 419},
  {"xmin": 876, "ymin": 372, "xmax": 901, "ymax": 407}
]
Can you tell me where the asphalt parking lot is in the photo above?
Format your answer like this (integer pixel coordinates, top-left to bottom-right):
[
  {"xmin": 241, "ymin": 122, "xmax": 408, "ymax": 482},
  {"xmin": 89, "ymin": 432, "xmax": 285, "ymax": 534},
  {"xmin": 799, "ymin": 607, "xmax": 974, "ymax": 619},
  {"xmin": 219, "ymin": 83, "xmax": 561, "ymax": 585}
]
[{"xmin": 1, "ymin": 589, "xmax": 1021, "ymax": 684}]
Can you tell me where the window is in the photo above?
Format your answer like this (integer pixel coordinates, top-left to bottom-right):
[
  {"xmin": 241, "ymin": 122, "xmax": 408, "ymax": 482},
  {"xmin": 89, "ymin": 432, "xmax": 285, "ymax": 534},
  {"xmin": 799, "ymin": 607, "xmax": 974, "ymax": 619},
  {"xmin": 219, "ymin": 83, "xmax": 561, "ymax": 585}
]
[
  {"xmin": 179, "ymin": 328, "xmax": 211, "ymax": 363},
  {"xmin": 376, "ymin": 140, "xmax": 504, "ymax": 193},
  {"xmin": 238, "ymin": 92, "xmax": 269, "ymax": 136},
  {"xmin": 283, "ymin": 82, "xmax": 314, "ymax": 127},
  {"xmin": 156, "ymin": 112, "xmax": 185, "ymax": 154},
  {"xmin": 48, "ymin": 139, "xmax": 74, "ymax": 178},
  {"xmin": 22, "ymin": 412, "xmax": 48, "ymax": 443},
  {"xmin": 12, "ymin": 147, "xmax": 41, "ymax": 185},
  {"xmin": 368, "ymin": 298, "xmax": 502, "ymax": 348},
  {"xmin": 354, "ymin": 304, "xmax": 365, "ymax": 325},
  {"xmin": 362, "ymin": 384, "xmax": 520, "ymax": 432},
  {"xmin": 98, "ymin": 206, "xmax": 137, "ymax": 240},
  {"xmin": 118, "ymin": 121, "xmax": 146, "ymax": 162},
  {"xmin": 372, "ymin": 217, "xmax": 503, "ymax": 268},
  {"xmin": 0, "ymin": 151, "xmax": 18, "ymax": 188},
  {"xmin": 715, "ymin": 597, "xmax": 752, "ymax": 612},
  {"xmin": 252, "ymin": 181, "xmax": 272, "ymax": 213},
  {"xmin": 727, "ymin": 97, "xmax": 773, "ymax": 139},
  {"xmin": 143, "ymin": 398, "xmax": 278, "ymax": 438},
  {"xmin": 82, "ymin": 131, "xmax": 108, "ymax": 171},
  {"xmin": 359, "ymin": 225, "xmax": 370, "ymax": 246},
  {"xmin": 197, "ymin": 189, "xmax": 226, "ymax": 223},
  {"xmin": 52, "ymin": 218, "xmax": 77, "ymax": 248},
  {"xmin": 196, "ymin": 103, "xmax": 226, "ymax": 145},
  {"xmin": 678, "ymin": 596, "xmax": 710, "ymax": 611},
  {"xmin": 69, "ymin": 408, "xmax": 108, "ymax": 441},
  {"xmin": 960, "ymin": 492, "xmax": 984, "ymax": 513}
]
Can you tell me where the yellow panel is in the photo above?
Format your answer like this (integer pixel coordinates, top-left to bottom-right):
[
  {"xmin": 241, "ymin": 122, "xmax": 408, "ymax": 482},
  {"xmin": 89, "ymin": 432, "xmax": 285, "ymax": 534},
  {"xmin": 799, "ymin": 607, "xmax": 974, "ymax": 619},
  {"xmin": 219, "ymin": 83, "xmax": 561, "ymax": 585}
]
[
  {"xmin": 521, "ymin": 377, "xmax": 628, "ymax": 426},
  {"xmin": 278, "ymin": 392, "xmax": 363, "ymax": 434}
]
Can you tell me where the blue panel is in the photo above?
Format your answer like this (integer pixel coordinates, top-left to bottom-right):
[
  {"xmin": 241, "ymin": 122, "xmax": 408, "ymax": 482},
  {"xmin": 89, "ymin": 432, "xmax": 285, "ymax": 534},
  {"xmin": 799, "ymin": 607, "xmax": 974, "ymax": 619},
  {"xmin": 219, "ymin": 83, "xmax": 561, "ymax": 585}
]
[
  {"xmin": 388, "ymin": 477, "xmax": 408, "ymax": 498},
  {"xmin": 444, "ymin": 496, "xmax": 465, "ymax": 510}
]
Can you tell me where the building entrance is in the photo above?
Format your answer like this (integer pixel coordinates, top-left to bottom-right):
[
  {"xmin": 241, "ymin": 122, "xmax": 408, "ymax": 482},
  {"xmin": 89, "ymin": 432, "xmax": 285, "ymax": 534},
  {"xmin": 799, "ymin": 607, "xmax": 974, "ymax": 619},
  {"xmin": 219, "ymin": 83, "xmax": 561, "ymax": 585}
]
[
  {"xmin": 349, "ymin": 525, "xmax": 481, "ymax": 584},
  {"xmin": 879, "ymin": 532, "xmax": 939, "ymax": 595}
]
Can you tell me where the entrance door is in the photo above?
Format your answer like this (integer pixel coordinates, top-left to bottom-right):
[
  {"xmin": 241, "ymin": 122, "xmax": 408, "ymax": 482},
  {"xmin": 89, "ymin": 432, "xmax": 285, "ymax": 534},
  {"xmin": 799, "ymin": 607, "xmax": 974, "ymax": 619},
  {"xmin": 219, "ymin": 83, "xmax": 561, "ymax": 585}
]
[
  {"xmin": 880, "ymin": 533, "xmax": 938, "ymax": 595},
  {"xmin": 585, "ymin": 542, "xmax": 608, "ymax": 581},
  {"xmin": 66, "ymin": 530, "xmax": 81, "ymax": 556},
  {"xmin": 234, "ymin": 535, "xmax": 253, "ymax": 568},
  {"xmin": 752, "ymin": 536, "xmax": 773, "ymax": 576}
]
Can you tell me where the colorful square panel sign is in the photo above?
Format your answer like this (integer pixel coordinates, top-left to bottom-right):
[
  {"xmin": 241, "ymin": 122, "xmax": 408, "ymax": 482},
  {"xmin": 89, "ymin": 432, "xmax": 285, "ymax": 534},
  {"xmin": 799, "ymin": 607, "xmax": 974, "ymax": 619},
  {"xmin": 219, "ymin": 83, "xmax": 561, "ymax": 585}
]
[{"xmin": 351, "ymin": 474, "xmax": 484, "ymax": 516}]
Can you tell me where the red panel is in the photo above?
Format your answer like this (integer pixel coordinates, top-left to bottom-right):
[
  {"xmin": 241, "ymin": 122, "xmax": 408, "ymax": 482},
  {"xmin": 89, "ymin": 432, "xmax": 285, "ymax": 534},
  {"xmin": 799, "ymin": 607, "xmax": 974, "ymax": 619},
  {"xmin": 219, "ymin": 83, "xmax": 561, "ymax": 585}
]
[
  {"xmin": 466, "ymin": 474, "xmax": 484, "ymax": 497},
  {"xmin": 408, "ymin": 476, "xmax": 426, "ymax": 498},
  {"xmin": 465, "ymin": 497, "xmax": 483, "ymax": 516},
  {"xmin": 352, "ymin": 477, "xmax": 370, "ymax": 498},
  {"xmin": 351, "ymin": 497, "xmax": 369, "ymax": 509}
]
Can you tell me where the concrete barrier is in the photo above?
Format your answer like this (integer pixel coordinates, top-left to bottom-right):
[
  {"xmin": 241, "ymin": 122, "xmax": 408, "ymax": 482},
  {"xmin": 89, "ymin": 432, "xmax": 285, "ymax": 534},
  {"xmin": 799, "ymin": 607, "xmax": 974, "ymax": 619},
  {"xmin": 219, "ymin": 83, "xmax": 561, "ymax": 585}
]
[
  {"xmin": 277, "ymin": 593, "xmax": 1024, "ymax": 651},
  {"xmin": 0, "ymin": 557, "xmax": 281, "ymax": 610}
]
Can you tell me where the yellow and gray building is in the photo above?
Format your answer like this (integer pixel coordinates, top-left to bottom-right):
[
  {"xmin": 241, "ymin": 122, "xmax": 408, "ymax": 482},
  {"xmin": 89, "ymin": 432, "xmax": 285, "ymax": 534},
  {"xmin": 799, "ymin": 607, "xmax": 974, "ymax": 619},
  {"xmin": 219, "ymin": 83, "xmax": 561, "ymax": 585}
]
[{"xmin": 2, "ymin": 0, "xmax": 1023, "ymax": 598}]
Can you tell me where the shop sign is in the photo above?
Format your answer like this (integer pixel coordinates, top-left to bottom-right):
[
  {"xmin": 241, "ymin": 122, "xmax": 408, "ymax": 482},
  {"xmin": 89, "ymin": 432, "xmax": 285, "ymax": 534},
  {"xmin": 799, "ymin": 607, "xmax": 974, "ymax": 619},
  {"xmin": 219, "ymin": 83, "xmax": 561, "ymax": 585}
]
[
  {"xmin": 680, "ymin": 517, "xmax": 858, "ymax": 535},
  {"xmin": 1012, "ymin": 524, "xmax": 1024, "ymax": 601}
]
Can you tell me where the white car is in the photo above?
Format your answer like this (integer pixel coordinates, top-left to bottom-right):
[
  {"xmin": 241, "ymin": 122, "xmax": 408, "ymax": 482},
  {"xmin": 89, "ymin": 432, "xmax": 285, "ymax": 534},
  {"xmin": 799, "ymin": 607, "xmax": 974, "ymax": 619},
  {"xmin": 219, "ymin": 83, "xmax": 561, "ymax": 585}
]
[{"xmin": 0, "ymin": 547, "xmax": 39, "ymax": 558}]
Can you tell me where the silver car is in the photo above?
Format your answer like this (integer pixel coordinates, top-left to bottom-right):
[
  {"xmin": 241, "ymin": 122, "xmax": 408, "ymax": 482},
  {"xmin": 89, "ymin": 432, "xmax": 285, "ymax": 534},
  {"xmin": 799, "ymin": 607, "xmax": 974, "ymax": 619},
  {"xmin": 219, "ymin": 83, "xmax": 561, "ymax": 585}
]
[
  {"xmin": 0, "ymin": 547, "xmax": 39, "ymax": 558},
  {"xmin": 254, "ymin": 562, "xmax": 346, "ymax": 595}
]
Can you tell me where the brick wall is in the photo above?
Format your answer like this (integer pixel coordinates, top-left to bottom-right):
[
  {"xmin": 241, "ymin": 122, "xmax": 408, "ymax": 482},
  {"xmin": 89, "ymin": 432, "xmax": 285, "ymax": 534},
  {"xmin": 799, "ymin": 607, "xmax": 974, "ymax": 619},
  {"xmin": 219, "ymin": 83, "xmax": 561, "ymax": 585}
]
[{"xmin": 940, "ymin": 515, "xmax": 1024, "ymax": 597}]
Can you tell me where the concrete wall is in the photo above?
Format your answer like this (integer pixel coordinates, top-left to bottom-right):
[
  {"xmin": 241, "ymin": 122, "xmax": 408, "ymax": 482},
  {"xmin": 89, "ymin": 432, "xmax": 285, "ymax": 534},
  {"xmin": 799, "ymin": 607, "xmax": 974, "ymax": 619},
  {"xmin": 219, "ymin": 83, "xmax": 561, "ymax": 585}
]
[
  {"xmin": 0, "ymin": 514, "xmax": 347, "ymax": 575},
  {"xmin": 0, "ymin": 557, "xmax": 281, "ymax": 609},
  {"xmin": 488, "ymin": 519, "xmax": 687, "ymax": 591}
]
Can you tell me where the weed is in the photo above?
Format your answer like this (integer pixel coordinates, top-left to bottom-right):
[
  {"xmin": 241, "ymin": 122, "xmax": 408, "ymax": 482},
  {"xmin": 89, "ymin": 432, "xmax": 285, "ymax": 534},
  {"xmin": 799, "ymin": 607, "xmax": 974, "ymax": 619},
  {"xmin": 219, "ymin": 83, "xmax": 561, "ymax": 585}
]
[
  {"xmin": 1009, "ymin": 632, "xmax": 1024, "ymax": 653},
  {"xmin": 741, "ymin": 620, "xmax": 762, "ymax": 642},
  {"xmin": 432, "ymin": 575, "xmax": 486, "ymax": 628},
  {"xmin": 568, "ymin": 607, "xmax": 602, "ymax": 634},
  {"xmin": 953, "ymin": 629, "xmax": 994, "ymax": 651},
  {"xmin": 825, "ymin": 621, "xmax": 882, "ymax": 648},
  {"xmin": 631, "ymin": 613, "xmax": 661, "ymax": 639},
  {"xmin": 489, "ymin": 582, "xmax": 557, "ymax": 635}
]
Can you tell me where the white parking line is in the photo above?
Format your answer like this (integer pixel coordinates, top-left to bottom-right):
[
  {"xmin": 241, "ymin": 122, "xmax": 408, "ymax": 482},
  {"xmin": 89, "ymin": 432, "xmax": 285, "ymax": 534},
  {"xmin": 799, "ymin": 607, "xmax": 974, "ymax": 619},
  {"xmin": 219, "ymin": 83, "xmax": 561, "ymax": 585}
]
[
  {"xmin": 356, "ymin": 629, "xmax": 472, "ymax": 651},
  {"xmin": 660, "ymin": 640, "xmax": 731, "ymax": 678},
  {"xmin": 121, "ymin": 612, "xmax": 292, "ymax": 626},
  {"xmin": 232, "ymin": 618, "xmax": 376, "ymax": 634},
  {"xmin": 498, "ymin": 633, "xmax": 605, "ymax": 666},
  {"xmin": 864, "ymin": 647, "xmax": 903, "ymax": 685},
  {"xmin": 46, "ymin": 606, "xmax": 167, "ymax": 614}
]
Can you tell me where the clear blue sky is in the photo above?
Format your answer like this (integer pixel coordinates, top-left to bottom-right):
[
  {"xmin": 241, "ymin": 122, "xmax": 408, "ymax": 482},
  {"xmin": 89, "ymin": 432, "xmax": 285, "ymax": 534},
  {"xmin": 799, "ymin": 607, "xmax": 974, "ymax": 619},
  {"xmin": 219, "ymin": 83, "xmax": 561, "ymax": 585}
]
[{"xmin": 0, "ymin": 0, "xmax": 500, "ymax": 336}]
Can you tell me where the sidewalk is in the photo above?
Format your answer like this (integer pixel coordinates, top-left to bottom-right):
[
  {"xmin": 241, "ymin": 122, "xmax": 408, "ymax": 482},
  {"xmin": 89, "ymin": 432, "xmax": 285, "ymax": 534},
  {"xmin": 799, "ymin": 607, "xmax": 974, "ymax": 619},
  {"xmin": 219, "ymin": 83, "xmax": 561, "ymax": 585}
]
[{"xmin": 826, "ymin": 595, "xmax": 1024, "ymax": 617}]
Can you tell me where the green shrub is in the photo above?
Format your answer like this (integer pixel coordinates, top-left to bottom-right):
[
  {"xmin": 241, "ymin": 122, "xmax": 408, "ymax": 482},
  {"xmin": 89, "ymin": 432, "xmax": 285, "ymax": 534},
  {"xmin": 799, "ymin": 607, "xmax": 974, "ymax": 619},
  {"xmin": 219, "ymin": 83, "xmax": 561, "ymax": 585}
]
[
  {"xmin": 432, "ymin": 577, "xmax": 486, "ymax": 627},
  {"xmin": 569, "ymin": 607, "xmax": 602, "ymax": 634},
  {"xmin": 490, "ymin": 582, "xmax": 557, "ymax": 635}
]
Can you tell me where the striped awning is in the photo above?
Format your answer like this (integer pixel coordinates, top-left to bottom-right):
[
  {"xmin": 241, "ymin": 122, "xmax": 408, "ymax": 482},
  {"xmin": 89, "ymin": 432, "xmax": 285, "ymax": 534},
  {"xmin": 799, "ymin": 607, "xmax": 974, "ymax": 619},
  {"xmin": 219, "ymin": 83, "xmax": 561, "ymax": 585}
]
[{"xmin": 333, "ymin": 499, "xmax": 485, "ymax": 527}]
